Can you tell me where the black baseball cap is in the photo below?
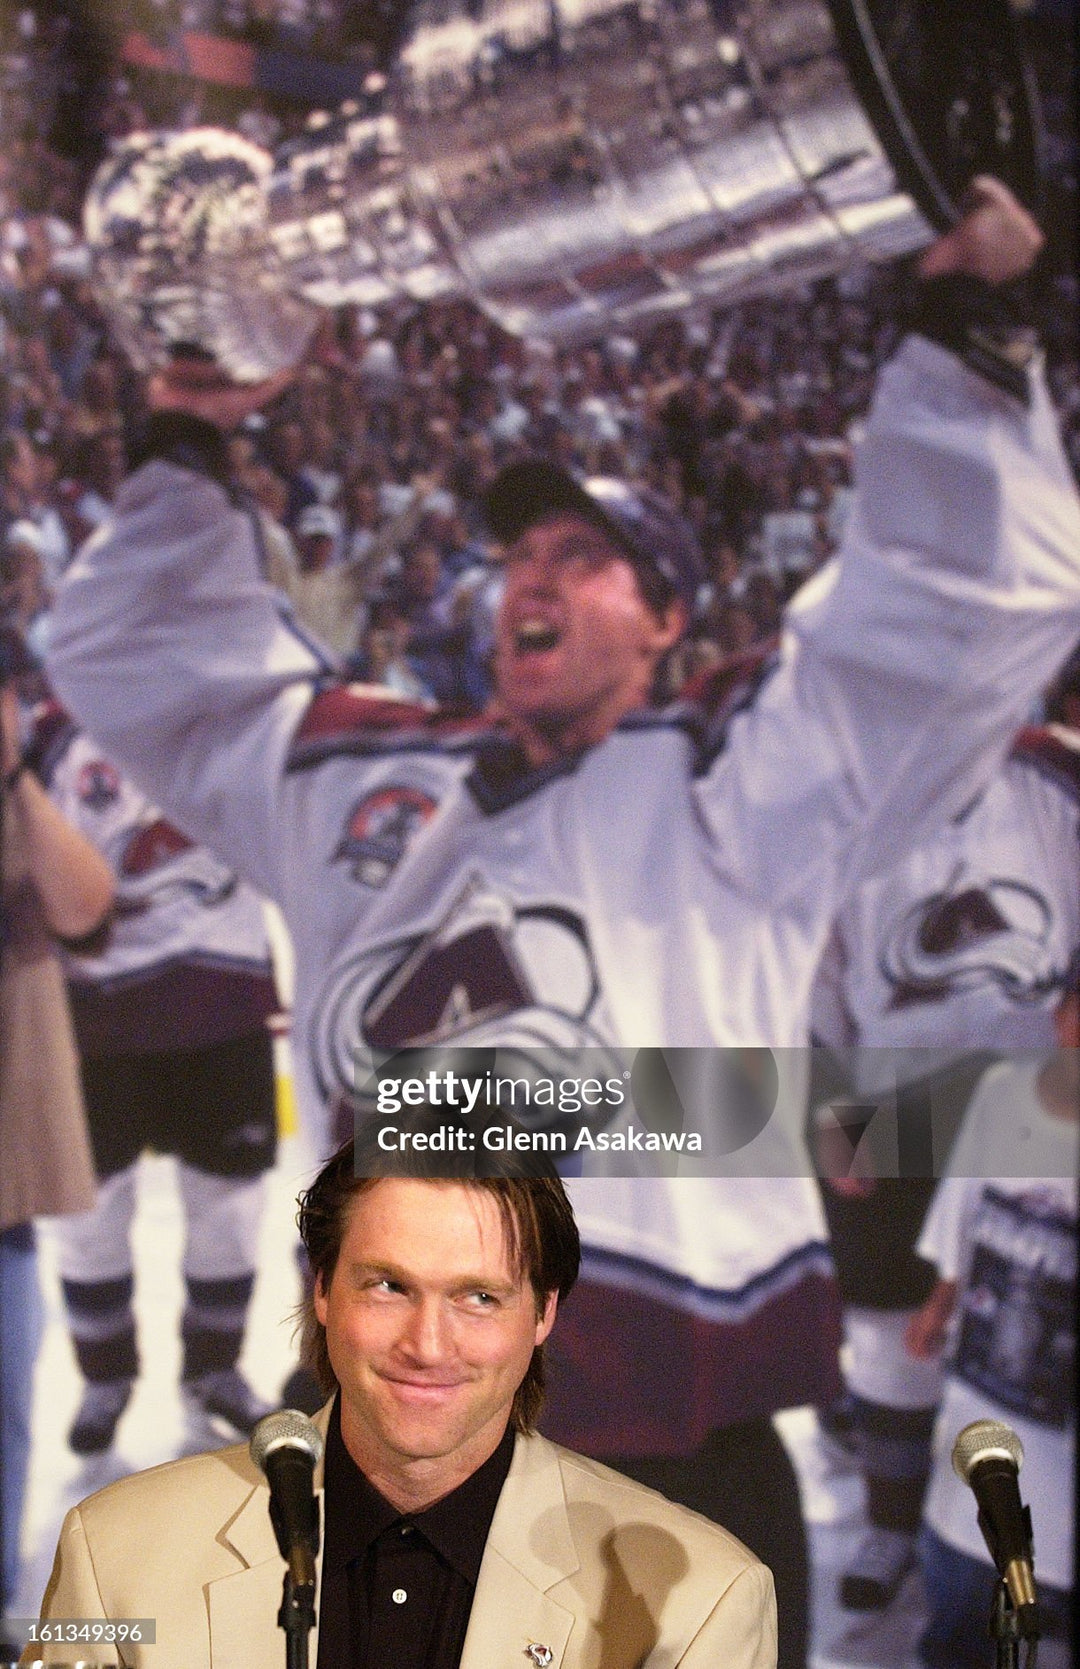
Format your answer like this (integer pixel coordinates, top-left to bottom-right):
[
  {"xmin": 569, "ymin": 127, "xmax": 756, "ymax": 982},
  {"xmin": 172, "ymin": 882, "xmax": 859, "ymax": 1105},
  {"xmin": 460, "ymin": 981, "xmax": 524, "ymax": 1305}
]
[{"xmin": 483, "ymin": 457, "xmax": 704, "ymax": 617}]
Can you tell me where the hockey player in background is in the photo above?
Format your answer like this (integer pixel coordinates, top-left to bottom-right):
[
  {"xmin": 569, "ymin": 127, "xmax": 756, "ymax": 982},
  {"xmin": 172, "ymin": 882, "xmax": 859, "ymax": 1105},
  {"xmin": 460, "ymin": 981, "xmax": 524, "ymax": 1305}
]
[
  {"xmin": 32, "ymin": 707, "xmax": 281, "ymax": 1454},
  {"xmin": 811, "ymin": 704, "xmax": 1080, "ymax": 1612},
  {"xmin": 904, "ymin": 983, "xmax": 1078, "ymax": 1669},
  {"xmin": 46, "ymin": 180, "xmax": 1080, "ymax": 1669}
]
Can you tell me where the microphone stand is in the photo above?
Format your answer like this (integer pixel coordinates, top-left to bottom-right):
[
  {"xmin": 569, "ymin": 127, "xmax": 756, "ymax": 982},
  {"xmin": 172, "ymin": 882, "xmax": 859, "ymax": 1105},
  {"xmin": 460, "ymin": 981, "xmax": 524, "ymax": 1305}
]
[
  {"xmin": 255, "ymin": 1415, "xmax": 322, "ymax": 1669},
  {"xmin": 277, "ymin": 1570, "xmax": 316, "ymax": 1669},
  {"xmin": 988, "ymin": 1578, "xmax": 1023, "ymax": 1669},
  {"xmin": 983, "ymin": 1505, "xmax": 1040, "ymax": 1669}
]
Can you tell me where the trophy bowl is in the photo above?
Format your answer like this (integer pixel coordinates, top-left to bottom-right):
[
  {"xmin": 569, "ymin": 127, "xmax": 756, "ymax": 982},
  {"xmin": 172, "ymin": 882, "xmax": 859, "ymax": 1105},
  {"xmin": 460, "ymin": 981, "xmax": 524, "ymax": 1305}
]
[
  {"xmin": 82, "ymin": 127, "xmax": 320, "ymax": 382},
  {"xmin": 82, "ymin": 0, "xmax": 1044, "ymax": 368}
]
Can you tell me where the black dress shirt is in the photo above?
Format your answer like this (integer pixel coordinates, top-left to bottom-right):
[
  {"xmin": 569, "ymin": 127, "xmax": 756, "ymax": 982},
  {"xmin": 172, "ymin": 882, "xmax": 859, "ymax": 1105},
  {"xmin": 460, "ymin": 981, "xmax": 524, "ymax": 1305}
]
[{"xmin": 316, "ymin": 1398, "xmax": 515, "ymax": 1669}]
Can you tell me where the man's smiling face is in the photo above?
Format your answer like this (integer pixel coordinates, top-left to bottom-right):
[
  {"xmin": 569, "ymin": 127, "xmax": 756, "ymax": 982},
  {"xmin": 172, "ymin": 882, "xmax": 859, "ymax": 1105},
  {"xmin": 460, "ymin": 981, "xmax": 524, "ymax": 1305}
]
[
  {"xmin": 315, "ymin": 1178, "xmax": 556, "ymax": 1509},
  {"xmin": 492, "ymin": 513, "xmax": 683, "ymax": 764}
]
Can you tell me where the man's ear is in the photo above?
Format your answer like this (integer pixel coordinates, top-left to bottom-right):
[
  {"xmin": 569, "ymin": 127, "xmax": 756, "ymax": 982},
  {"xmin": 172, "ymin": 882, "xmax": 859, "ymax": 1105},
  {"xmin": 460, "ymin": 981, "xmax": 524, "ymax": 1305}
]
[
  {"xmin": 535, "ymin": 1290, "xmax": 558, "ymax": 1347},
  {"xmin": 313, "ymin": 1271, "xmax": 329, "ymax": 1327},
  {"xmin": 655, "ymin": 598, "xmax": 687, "ymax": 655}
]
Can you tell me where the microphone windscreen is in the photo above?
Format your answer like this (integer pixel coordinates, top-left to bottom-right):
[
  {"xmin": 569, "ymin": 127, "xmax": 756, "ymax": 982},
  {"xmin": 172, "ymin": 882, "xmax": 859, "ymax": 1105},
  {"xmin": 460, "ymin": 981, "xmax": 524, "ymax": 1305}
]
[
  {"xmin": 250, "ymin": 1408, "xmax": 325, "ymax": 1473},
  {"xmin": 951, "ymin": 1419, "xmax": 1024, "ymax": 1484}
]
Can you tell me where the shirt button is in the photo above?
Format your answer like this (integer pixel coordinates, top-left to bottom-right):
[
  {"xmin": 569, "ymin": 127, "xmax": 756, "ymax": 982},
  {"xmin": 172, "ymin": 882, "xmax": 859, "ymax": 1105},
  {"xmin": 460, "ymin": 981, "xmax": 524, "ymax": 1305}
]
[{"xmin": 392, "ymin": 1589, "xmax": 407, "ymax": 1605}]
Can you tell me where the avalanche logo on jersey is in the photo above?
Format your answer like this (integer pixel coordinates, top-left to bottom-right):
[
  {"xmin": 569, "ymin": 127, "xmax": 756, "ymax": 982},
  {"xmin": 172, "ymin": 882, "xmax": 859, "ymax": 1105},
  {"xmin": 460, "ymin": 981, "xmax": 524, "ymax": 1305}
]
[
  {"xmin": 310, "ymin": 874, "xmax": 622, "ymax": 1130},
  {"xmin": 881, "ymin": 872, "xmax": 1062, "ymax": 1008},
  {"xmin": 334, "ymin": 787, "xmax": 439, "ymax": 887},
  {"xmin": 116, "ymin": 818, "xmax": 238, "ymax": 913},
  {"xmin": 76, "ymin": 758, "xmax": 121, "ymax": 810}
]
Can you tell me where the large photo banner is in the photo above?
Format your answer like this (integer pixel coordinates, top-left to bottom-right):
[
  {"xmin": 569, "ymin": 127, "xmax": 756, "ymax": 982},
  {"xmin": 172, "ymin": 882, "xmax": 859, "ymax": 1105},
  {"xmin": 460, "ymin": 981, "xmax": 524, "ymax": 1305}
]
[{"xmin": 1, "ymin": 3, "xmax": 1076, "ymax": 1667}]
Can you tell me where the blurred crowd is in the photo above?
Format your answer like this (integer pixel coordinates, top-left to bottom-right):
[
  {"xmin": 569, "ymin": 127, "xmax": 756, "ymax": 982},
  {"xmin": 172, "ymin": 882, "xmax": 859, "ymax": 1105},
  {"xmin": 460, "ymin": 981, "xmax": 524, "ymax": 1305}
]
[
  {"xmin": 1, "ymin": 10, "xmax": 1078, "ymax": 1667},
  {"xmin": 3, "ymin": 4, "xmax": 1080, "ymax": 715}
]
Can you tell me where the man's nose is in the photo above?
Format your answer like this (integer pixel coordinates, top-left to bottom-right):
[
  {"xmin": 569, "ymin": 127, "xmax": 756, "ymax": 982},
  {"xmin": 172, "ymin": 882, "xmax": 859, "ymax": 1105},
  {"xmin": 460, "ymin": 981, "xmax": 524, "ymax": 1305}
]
[
  {"xmin": 511, "ymin": 549, "xmax": 560, "ymax": 594},
  {"xmin": 397, "ymin": 1296, "xmax": 451, "ymax": 1363}
]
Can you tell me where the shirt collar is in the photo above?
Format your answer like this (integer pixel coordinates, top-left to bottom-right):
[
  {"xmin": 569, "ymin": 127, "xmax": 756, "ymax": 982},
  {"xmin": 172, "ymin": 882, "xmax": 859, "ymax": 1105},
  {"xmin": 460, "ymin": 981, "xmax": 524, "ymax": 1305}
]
[{"xmin": 322, "ymin": 1396, "xmax": 515, "ymax": 1581}]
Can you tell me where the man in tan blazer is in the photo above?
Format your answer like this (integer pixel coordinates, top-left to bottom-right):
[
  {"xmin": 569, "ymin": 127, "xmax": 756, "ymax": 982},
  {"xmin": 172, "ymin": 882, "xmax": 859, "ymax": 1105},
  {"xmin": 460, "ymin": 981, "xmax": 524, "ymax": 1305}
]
[{"xmin": 26, "ymin": 1130, "xmax": 776, "ymax": 1669}]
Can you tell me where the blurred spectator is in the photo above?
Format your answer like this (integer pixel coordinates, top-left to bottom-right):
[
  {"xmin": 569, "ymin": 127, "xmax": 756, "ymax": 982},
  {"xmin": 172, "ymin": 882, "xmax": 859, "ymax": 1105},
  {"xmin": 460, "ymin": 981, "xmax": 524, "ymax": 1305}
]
[
  {"xmin": 359, "ymin": 593, "xmax": 433, "ymax": 700},
  {"xmin": 68, "ymin": 426, "xmax": 125, "ymax": 530},
  {"xmin": 69, "ymin": 356, "xmax": 124, "ymax": 442},
  {"xmin": 340, "ymin": 470, "xmax": 381, "ymax": 568},
  {"xmin": 0, "ymin": 673, "xmax": 112, "ymax": 1638},
  {"xmin": 2, "ymin": 521, "xmax": 52, "ymax": 660},
  {"xmin": 266, "ymin": 416, "xmax": 317, "ymax": 530},
  {"xmin": 905, "ymin": 1008, "xmax": 1077, "ymax": 1669},
  {"xmin": 267, "ymin": 501, "xmax": 361, "ymax": 661},
  {"xmin": 295, "ymin": 500, "xmax": 343, "ymax": 572}
]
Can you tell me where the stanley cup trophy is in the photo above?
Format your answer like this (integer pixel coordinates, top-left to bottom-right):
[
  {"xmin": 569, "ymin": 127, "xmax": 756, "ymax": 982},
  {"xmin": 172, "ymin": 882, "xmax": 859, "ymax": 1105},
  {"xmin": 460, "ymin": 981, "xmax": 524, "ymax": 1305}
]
[{"xmin": 82, "ymin": 0, "xmax": 1045, "ymax": 379}]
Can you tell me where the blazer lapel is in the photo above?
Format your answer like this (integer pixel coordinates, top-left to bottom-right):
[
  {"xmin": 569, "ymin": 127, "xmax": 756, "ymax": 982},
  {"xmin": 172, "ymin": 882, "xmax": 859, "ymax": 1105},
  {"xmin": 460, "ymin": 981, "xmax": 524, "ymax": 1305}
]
[
  {"xmin": 459, "ymin": 1547, "xmax": 577, "ymax": 1669},
  {"xmin": 200, "ymin": 1414, "xmax": 574, "ymax": 1669},
  {"xmin": 205, "ymin": 1403, "xmax": 332, "ymax": 1669},
  {"xmin": 461, "ymin": 1434, "xmax": 579, "ymax": 1669}
]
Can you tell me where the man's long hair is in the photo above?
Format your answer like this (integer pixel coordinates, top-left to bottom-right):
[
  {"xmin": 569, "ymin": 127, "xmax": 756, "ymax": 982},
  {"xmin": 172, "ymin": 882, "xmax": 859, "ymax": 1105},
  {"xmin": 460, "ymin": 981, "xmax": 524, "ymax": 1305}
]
[{"xmin": 296, "ymin": 1113, "xmax": 580, "ymax": 1433}]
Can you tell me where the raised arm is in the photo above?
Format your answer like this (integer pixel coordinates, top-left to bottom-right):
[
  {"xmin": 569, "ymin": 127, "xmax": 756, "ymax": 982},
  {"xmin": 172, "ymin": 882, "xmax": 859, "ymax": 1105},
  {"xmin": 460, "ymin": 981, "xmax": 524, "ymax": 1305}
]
[
  {"xmin": 45, "ymin": 369, "xmax": 336, "ymax": 905},
  {"xmin": 696, "ymin": 180, "xmax": 1080, "ymax": 909}
]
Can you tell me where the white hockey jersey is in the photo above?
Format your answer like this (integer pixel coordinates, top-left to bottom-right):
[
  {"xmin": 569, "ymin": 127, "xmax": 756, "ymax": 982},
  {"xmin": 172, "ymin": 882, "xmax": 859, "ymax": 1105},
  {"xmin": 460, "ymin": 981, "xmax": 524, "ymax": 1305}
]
[
  {"xmin": 35, "ymin": 708, "xmax": 277, "ymax": 1056},
  {"xmin": 47, "ymin": 336, "xmax": 1080, "ymax": 1431},
  {"xmin": 813, "ymin": 725, "xmax": 1080, "ymax": 1097}
]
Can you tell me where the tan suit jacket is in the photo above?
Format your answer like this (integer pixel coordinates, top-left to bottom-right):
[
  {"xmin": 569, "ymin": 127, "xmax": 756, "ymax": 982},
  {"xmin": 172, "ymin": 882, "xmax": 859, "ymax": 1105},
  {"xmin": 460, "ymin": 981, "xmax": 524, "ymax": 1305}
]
[
  {"xmin": 25, "ymin": 1404, "xmax": 776, "ymax": 1669},
  {"xmin": 1, "ymin": 790, "xmax": 95, "ymax": 1231}
]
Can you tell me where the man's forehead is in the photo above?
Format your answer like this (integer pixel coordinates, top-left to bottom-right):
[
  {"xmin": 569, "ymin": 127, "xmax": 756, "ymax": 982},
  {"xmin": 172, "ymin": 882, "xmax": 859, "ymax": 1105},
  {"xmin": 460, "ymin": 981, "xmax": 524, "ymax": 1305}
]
[
  {"xmin": 344, "ymin": 1177, "xmax": 521, "ymax": 1268},
  {"xmin": 506, "ymin": 509, "xmax": 628, "ymax": 560}
]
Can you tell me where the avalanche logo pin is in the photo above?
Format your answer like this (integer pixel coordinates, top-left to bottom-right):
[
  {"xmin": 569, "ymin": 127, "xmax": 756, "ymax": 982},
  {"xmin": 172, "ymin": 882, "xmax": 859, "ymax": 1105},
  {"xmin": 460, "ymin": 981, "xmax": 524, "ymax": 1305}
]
[{"xmin": 525, "ymin": 1646, "xmax": 553, "ymax": 1667}]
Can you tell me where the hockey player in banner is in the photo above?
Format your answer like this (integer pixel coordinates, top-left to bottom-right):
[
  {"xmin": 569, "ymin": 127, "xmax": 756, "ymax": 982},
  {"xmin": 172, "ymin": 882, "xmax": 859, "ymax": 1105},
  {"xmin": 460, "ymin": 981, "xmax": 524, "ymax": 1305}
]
[
  {"xmin": 905, "ymin": 984, "xmax": 1078, "ymax": 1669},
  {"xmin": 33, "ymin": 707, "xmax": 281, "ymax": 1454},
  {"xmin": 45, "ymin": 179, "xmax": 1080, "ymax": 1669},
  {"xmin": 811, "ymin": 709, "xmax": 1080, "ymax": 1612}
]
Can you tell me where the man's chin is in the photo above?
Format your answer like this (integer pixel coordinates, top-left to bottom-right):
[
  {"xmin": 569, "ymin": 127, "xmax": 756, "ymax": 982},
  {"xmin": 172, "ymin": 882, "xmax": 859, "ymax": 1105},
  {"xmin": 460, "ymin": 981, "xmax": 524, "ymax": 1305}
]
[
  {"xmin": 498, "ymin": 681, "xmax": 591, "ymax": 735},
  {"xmin": 377, "ymin": 1411, "xmax": 474, "ymax": 1464}
]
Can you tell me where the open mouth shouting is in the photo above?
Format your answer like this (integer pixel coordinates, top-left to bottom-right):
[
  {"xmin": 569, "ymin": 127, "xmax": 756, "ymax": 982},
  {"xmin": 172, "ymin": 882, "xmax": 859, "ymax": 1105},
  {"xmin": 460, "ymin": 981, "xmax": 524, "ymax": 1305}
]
[{"xmin": 513, "ymin": 618, "xmax": 562, "ymax": 656}]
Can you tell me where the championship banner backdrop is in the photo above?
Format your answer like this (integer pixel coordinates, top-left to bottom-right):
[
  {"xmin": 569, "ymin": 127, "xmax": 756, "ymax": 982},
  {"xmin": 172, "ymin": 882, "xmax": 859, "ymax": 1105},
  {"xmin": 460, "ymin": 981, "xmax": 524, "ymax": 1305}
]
[{"xmin": 0, "ymin": 3, "xmax": 1075, "ymax": 1668}]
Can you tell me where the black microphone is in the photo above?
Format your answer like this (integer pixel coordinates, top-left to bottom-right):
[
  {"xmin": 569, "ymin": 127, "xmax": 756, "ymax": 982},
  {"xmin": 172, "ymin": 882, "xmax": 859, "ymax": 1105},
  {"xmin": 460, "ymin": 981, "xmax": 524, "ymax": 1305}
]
[
  {"xmin": 951, "ymin": 1419, "xmax": 1039, "ymax": 1637},
  {"xmin": 250, "ymin": 1410, "xmax": 324, "ymax": 1591}
]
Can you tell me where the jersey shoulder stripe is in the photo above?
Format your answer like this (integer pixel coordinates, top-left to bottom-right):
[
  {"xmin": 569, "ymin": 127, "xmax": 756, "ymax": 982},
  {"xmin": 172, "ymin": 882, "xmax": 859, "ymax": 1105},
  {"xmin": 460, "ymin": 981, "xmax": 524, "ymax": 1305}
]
[
  {"xmin": 287, "ymin": 683, "xmax": 492, "ymax": 770},
  {"xmin": 1011, "ymin": 723, "xmax": 1080, "ymax": 804},
  {"xmin": 663, "ymin": 642, "xmax": 780, "ymax": 776},
  {"xmin": 613, "ymin": 641, "xmax": 781, "ymax": 764}
]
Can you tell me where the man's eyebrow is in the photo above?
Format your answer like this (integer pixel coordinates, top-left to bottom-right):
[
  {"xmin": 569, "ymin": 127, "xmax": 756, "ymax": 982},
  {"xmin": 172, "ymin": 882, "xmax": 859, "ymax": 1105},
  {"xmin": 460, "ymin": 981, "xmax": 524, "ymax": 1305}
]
[
  {"xmin": 346, "ymin": 1259, "xmax": 518, "ymax": 1294},
  {"xmin": 555, "ymin": 526, "xmax": 614, "ymax": 552},
  {"xmin": 446, "ymin": 1274, "xmax": 518, "ymax": 1295}
]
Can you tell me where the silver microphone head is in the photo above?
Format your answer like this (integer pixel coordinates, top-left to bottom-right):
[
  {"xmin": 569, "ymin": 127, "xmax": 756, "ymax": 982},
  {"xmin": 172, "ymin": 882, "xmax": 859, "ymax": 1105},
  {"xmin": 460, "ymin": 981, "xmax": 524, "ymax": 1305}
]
[
  {"xmin": 249, "ymin": 1408, "xmax": 325, "ymax": 1473},
  {"xmin": 951, "ymin": 1419, "xmax": 1024, "ymax": 1485},
  {"xmin": 83, "ymin": 127, "xmax": 319, "ymax": 382}
]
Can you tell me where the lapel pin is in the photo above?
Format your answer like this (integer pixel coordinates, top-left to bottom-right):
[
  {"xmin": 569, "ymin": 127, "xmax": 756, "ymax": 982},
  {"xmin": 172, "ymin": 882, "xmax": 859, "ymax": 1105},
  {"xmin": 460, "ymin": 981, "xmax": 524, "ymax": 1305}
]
[{"xmin": 525, "ymin": 1646, "xmax": 553, "ymax": 1667}]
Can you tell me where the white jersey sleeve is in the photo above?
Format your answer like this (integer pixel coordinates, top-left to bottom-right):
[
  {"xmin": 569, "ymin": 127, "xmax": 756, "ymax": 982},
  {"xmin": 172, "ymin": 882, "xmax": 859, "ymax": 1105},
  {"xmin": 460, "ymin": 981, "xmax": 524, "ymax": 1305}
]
[
  {"xmin": 47, "ymin": 461, "xmax": 350, "ymax": 904},
  {"xmin": 917, "ymin": 1173, "xmax": 976, "ymax": 1284},
  {"xmin": 695, "ymin": 338, "xmax": 1080, "ymax": 908}
]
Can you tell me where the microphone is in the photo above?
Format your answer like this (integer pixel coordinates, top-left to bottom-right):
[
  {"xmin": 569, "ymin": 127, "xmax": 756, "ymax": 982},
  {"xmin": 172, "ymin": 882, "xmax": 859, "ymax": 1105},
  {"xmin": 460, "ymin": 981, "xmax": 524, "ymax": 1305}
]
[
  {"xmin": 250, "ymin": 1409, "xmax": 324, "ymax": 1591},
  {"xmin": 951, "ymin": 1419, "xmax": 1039, "ymax": 1637}
]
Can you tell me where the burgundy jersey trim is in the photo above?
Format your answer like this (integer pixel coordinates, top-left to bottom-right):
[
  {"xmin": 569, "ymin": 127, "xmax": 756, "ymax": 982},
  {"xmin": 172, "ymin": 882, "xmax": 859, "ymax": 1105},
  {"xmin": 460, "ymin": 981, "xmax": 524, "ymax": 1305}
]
[
  {"xmin": 542, "ymin": 1266, "xmax": 842, "ymax": 1451},
  {"xmin": 1011, "ymin": 723, "xmax": 1080, "ymax": 803},
  {"xmin": 287, "ymin": 684, "xmax": 491, "ymax": 770}
]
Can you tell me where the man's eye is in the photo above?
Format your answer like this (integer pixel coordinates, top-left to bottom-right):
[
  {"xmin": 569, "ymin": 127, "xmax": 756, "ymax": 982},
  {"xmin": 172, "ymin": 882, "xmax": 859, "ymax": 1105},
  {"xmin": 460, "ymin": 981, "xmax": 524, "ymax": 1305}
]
[
  {"xmin": 466, "ymin": 1290, "xmax": 498, "ymax": 1307},
  {"xmin": 372, "ymin": 1278, "xmax": 405, "ymax": 1296}
]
